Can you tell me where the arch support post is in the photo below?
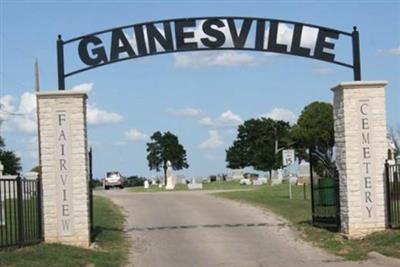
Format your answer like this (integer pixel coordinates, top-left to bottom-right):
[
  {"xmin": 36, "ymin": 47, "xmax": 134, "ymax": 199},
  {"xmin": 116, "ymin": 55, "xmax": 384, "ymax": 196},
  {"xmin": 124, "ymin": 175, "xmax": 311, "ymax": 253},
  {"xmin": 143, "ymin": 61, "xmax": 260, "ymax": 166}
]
[
  {"xmin": 332, "ymin": 81, "xmax": 388, "ymax": 238},
  {"xmin": 36, "ymin": 90, "xmax": 90, "ymax": 247}
]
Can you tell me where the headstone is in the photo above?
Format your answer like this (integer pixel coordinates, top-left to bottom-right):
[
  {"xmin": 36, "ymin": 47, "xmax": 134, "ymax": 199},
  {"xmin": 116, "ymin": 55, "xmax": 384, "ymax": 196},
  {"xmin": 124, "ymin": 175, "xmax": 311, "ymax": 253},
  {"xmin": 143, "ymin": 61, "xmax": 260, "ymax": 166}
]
[
  {"xmin": 227, "ymin": 169, "xmax": 244, "ymax": 181},
  {"xmin": 298, "ymin": 161, "xmax": 310, "ymax": 184},
  {"xmin": 239, "ymin": 178, "xmax": 251, "ymax": 185},
  {"xmin": 188, "ymin": 179, "xmax": 203, "ymax": 190},
  {"xmin": 144, "ymin": 180, "xmax": 149, "ymax": 189},
  {"xmin": 253, "ymin": 178, "xmax": 267, "ymax": 186},
  {"xmin": 271, "ymin": 169, "xmax": 283, "ymax": 185},
  {"xmin": 165, "ymin": 161, "xmax": 175, "ymax": 190},
  {"xmin": 288, "ymin": 174, "xmax": 298, "ymax": 184}
]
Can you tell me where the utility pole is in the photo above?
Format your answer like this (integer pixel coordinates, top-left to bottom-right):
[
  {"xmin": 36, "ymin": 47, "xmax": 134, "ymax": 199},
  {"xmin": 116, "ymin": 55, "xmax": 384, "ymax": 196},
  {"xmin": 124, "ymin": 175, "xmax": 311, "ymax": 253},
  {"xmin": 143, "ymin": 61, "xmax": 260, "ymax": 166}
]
[
  {"xmin": 35, "ymin": 59, "xmax": 40, "ymax": 92},
  {"xmin": 35, "ymin": 59, "xmax": 42, "ymax": 177}
]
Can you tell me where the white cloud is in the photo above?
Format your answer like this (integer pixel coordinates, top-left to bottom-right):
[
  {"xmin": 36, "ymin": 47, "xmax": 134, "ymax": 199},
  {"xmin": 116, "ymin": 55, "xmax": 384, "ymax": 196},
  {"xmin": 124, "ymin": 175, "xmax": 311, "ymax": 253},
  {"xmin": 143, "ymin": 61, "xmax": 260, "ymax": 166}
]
[
  {"xmin": 173, "ymin": 22, "xmax": 320, "ymax": 69},
  {"xmin": 174, "ymin": 51, "xmax": 260, "ymax": 68},
  {"xmin": 199, "ymin": 116, "xmax": 214, "ymax": 126},
  {"xmin": 71, "ymin": 82, "xmax": 94, "ymax": 93},
  {"xmin": 0, "ymin": 83, "xmax": 123, "ymax": 133},
  {"xmin": 200, "ymin": 110, "xmax": 243, "ymax": 129},
  {"xmin": 261, "ymin": 108, "xmax": 297, "ymax": 124},
  {"xmin": 167, "ymin": 107, "xmax": 203, "ymax": 117},
  {"xmin": 263, "ymin": 24, "xmax": 319, "ymax": 54},
  {"xmin": 378, "ymin": 45, "xmax": 400, "ymax": 56},
  {"xmin": 125, "ymin": 129, "xmax": 149, "ymax": 142},
  {"xmin": 312, "ymin": 67, "xmax": 334, "ymax": 75},
  {"xmin": 198, "ymin": 130, "xmax": 223, "ymax": 150},
  {"xmin": 71, "ymin": 83, "xmax": 124, "ymax": 125},
  {"xmin": 87, "ymin": 103, "xmax": 123, "ymax": 125},
  {"xmin": 0, "ymin": 92, "xmax": 37, "ymax": 133}
]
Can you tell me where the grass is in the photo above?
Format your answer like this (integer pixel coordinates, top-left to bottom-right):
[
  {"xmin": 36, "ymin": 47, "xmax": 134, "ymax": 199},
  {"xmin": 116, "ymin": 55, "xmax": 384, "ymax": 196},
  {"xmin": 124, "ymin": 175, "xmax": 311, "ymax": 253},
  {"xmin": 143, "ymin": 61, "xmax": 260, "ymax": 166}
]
[
  {"xmin": 128, "ymin": 183, "xmax": 189, "ymax": 192},
  {"xmin": 0, "ymin": 195, "xmax": 128, "ymax": 267},
  {"xmin": 128, "ymin": 180, "xmax": 256, "ymax": 192},
  {"xmin": 203, "ymin": 180, "xmax": 256, "ymax": 190},
  {"xmin": 214, "ymin": 183, "xmax": 400, "ymax": 261}
]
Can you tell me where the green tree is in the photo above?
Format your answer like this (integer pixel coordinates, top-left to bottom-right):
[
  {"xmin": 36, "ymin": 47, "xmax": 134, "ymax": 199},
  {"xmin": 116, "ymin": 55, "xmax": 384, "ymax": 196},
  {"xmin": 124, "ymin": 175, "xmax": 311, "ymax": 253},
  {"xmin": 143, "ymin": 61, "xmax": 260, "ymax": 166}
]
[
  {"xmin": 0, "ymin": 136, "xmax": 22, "ymax": 175},
  {"xmin": 226, "ymin": 118, "xmax": 291, "ymax": 177},
  {"xmin": 146, "ymin": 131, "xmax": 189, "ymax": 184},
  {"xmin": 290, "ymin": 101, "xmax": 336, "ymax": 177}
]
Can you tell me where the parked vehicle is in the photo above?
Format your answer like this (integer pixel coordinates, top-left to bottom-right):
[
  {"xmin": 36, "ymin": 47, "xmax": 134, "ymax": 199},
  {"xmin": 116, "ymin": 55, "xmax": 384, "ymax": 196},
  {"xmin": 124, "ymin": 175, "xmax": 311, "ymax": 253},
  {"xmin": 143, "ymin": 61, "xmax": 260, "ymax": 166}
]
[{"xmin": 103, "ymin": 171, "xmax": 125, "ymax": 190}]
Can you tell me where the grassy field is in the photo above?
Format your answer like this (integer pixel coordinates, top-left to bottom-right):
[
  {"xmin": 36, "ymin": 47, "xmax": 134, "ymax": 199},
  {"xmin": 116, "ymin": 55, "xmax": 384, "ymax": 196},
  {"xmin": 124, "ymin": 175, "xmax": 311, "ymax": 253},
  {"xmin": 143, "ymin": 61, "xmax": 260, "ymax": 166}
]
[
  {"xmin": 215, "ymin": 184, "xmax": 400, "ymax": 261},
  {"xmin": 0, "ymin": 195, "xmax": 128, "ymax": 267},
  {"xmin": 128, "ymin": 180, "xmax": 256, "ymax": 192}
]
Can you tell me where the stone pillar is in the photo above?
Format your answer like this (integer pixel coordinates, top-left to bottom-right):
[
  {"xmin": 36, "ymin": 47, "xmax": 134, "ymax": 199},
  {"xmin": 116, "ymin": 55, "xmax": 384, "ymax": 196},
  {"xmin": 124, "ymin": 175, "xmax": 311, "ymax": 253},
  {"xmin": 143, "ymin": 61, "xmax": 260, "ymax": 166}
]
[
  {"xmin": 332, "ymin": 81, "xmax": 388, "ymax": 238},
  {"xmin": 36, "ymin": 91, "xmax": 90, "ymax": 247}
]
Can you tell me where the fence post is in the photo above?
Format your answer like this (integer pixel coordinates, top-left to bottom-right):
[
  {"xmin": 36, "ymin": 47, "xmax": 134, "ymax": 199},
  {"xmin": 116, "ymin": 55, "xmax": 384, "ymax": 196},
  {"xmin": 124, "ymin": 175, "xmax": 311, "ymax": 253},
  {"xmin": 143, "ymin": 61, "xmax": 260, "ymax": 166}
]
[
  {"xmin": 16, "ymin": 174, "xmax": 24, "ymax": 247},
  {"xmin": 37, "ymin": 174, "xmax": 43, "ymax": 240},
  {"xmin": 385, "ymin": 160, "xmax": 392, "ymax": 228},
  {"xmin": 89, "ymin": 147, "xmax": 94, "ymax": 237},
  {"xmin": 309, "ymin": 147, "xmax": 315, "ymax": 223},
  {"xmin": 335, "ymin": 174, "xmax": 341, "ymax": 231}
]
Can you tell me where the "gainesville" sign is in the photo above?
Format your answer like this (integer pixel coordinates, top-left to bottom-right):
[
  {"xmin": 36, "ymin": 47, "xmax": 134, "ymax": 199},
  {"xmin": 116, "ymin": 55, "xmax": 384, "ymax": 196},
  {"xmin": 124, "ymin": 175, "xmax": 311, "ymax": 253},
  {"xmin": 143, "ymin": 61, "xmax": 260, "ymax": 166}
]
[{"xmin": 56, "ymin": 17, "xmax": 361, "ymax": 89}]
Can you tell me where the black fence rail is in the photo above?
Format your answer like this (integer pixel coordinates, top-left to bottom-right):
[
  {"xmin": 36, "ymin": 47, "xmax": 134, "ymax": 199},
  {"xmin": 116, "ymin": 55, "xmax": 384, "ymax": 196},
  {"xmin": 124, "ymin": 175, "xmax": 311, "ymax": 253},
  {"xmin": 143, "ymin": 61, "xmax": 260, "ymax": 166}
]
[
  {"xmin": 0, "ymin": 175, "xmax": 42, "ymax": 249},
  {"xmin": 386, "ymin": 162, "xmax": 400, "ymax": 228}
]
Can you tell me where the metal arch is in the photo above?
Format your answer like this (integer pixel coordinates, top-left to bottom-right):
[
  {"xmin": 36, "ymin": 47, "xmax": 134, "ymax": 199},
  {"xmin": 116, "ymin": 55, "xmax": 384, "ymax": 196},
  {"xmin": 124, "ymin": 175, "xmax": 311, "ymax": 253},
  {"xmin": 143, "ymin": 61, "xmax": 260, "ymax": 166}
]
[
  {"xmin": 64, "ymin": 47, "xmax": 354, "ymax": 78},
  {"xmin": 57, "ymin": 17, "xmax": 362, "ymax": 90},
  {"xmin": 63, "ymin": 16, "xmax": 352, "ymax": 44}
]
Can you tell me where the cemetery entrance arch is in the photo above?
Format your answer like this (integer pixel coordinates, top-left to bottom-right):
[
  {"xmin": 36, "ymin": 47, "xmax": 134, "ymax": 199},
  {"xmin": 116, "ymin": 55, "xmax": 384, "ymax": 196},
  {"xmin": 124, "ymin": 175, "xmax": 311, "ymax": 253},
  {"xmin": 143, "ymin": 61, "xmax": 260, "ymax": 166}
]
[{"xmin": 35, "ymin": 17, "xmax": 388, "ymax": 247}]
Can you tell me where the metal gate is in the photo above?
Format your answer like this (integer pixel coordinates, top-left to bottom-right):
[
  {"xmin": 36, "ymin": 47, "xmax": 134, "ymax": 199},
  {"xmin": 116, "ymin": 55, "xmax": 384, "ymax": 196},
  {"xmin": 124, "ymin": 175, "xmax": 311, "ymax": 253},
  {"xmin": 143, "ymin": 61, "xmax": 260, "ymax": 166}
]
[
  {"xmin": 385, "ymin": 161, "xmax": 400, "ymax": 228},
  {"xmin": 0, "ymin": 174, "xmax": 42, "ymax": 249},
  {"xmin": 309, "ymin": 148, "xmax": 341, "ymax": 230},
  {"xmin": 88, "ymin": 147, "xmax": 94, "ymax": 239}
]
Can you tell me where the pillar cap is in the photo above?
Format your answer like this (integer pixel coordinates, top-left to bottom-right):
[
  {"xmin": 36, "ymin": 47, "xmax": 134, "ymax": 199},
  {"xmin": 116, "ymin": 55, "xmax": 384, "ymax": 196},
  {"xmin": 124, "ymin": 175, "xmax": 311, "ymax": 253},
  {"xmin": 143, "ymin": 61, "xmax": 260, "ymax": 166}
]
[
  {"xmin": 331, "ymin": 80, "xmax": 387, "ymax": 91},
  {"xmin": 36, "ymin": 90, "xmax": 87, "ymax": 98}
]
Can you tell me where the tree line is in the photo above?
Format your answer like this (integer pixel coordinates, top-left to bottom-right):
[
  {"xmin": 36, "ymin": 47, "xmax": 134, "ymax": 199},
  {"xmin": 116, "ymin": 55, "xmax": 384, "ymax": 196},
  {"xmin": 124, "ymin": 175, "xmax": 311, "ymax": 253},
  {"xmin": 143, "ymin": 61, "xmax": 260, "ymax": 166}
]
[{"xmin": 226, "ymin": 101, "xmax": 336, "ymax": 178}]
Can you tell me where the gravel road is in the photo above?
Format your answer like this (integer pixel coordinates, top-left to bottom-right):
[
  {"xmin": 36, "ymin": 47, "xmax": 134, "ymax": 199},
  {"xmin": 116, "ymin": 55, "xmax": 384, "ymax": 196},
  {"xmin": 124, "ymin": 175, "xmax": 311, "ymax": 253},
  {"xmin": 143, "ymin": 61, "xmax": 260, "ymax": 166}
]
[{"xmin": 98, "ymin": 190, "xmax": 399, "ymax": 267}]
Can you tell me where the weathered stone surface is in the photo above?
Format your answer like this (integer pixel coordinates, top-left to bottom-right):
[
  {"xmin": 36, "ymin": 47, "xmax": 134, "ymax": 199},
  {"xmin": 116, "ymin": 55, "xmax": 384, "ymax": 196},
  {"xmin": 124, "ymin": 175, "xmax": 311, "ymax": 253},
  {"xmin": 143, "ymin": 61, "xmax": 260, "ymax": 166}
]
[
  {"xmin": 37, "ymin": 91, "xmax": 90, "ymax": 247},
  {"xmin": 332, "ymin": 81, "xmax": 388, "ymax": 238}
]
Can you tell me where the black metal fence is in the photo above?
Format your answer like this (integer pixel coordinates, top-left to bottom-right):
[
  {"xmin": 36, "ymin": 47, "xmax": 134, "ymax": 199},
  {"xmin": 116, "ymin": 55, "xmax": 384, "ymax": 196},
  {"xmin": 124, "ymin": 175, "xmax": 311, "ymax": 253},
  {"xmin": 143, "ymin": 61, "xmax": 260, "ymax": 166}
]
[
  {"xmin": 386, "ymin": 162, "xmax": 400, "ymax": 228},
  {"xmin": 88, "ymin": 147, "xmax": 94, "ymax": 240},
  {"xmin": 0, "ymin": 175, "xmax": 42, "ymax": 249},
  {"xmin": 309, "ymin": 148, "xmax": 341, "ymax": 230}
]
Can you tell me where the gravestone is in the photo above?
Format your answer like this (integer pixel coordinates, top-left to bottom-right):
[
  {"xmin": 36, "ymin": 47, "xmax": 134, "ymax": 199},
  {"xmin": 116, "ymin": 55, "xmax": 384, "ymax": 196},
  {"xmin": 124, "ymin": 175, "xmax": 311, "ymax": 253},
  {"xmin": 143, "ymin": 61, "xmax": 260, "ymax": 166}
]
[
  {"xmin": 165, "ymin": 161, "xmax": 175, "ymax": 190},
  {"xmin": 144, "ymin": 180, "xmax": 149, "ymax": 189},
  {"xmin": 271, "ymin": 169, "xmax": 283, "ymax": 185},
  {"xmin": 188, "ymin": 179, "xmax": 203, "ymax": 190},
  {"xmin": 253, "ymin": 178, "xmax": 267, "ymax": 186},
  {"xmin": 298, "ymin": 161, "xmax": 310, "ymax": 184}
]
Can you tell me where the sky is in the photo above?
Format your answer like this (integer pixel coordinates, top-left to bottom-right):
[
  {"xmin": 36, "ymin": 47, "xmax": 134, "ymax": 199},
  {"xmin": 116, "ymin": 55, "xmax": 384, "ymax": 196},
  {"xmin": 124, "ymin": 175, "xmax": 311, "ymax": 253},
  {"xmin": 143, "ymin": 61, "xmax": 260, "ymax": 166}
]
[{"xmin": 0, "ymin": 1, "xmax": 399, "ymax": 179}]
